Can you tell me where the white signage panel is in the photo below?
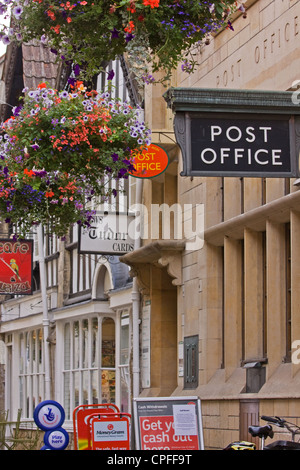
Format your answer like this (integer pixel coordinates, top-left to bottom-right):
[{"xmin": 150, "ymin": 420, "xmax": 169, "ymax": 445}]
[{"xmin": 79, "ymin": 211, "xmax": 135, "ymax": 255}]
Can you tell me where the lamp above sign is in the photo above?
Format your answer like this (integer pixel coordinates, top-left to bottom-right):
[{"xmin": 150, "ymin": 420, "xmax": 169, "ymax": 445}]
[{"xmin": 164, "ymin": 88, "xmax": 300, "ymax": 178}]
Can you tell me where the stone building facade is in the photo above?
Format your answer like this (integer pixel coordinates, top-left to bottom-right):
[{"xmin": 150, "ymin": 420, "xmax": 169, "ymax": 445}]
[
  {"xmin": 0, "ymin": 0, "xmax": 300, "ymax": 450},
  {"xmin": 121, "ymin": 0, "xmax": 300, "ymax": 449}
]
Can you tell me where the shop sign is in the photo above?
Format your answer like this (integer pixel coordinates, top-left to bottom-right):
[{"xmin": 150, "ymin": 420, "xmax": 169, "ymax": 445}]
[
  {"xmin": 44, "ymin": 427, "xmax": 69, "ymax": 451},
  {"xmin": 0, "ymin": 239, "xmax": 33, "ymax": 295},
  {"xmin": 79, "ymin": 212, "xmax": 135, "ymax": 255},
  {"xmin": 130, "ymin": 144, "xmax": 169, "ymax": 178},
  {"xmin": 133, "ymin": 396, "xmax": 204, "ymax": 450},
  {"xmin": 34, "ymin": 400, "xmax": 69, "ymax": 450},
  {"xmin": 189, "ymin": 115, "xmax": 293, "ymax": 177},
  {"xmin": 73, "ymin": 404, "xmax": 120, "ymax": 450},
  {"xmin": 165, "ymin": 88, "xmax": 300, "ymax": 178},
  {"xmin": 34, "ymin": 400, "xmax": 65, "ymax": 431},
  {"xmin": 89, "ymin": 414, "xmax": 131, "ymax": 450}
]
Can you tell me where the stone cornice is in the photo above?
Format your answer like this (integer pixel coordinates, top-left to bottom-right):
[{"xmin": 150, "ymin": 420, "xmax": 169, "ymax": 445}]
[{"xmin": 164, "ymin": 87, "xmax": 300, "ymax": 115}]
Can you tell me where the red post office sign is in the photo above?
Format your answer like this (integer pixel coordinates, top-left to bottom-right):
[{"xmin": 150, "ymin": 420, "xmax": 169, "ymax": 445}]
[
  {"xmin": 130, "ymin": 144, "xmax": 169, "ymax": 178},
  {"xmin": 0, "ymin": 239, "xmax": 33, "ymax": 295},
  {"xmin": 89, "ymin": 413, "xmax": 131, "ymax": 450}
]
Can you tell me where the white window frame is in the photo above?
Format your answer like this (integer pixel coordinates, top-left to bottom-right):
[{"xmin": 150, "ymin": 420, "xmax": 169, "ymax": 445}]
[{"xmin": 57, "ymin": 308, "xmax": 131, "ymax": 421}]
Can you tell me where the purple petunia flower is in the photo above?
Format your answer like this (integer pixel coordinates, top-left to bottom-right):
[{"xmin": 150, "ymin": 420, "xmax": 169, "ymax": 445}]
[
  {"xmin": 125, "ymin": 33, "xmax": 134, "ymax": 43},
  {"xmin": 12, "ymin": 5, "xmax": 23, "ymax": 19},
  {"xmin": 31, "ymin": 144, "xmax": 40, "ymax": 151},
  {"xmin": 73, "ymin": 64, "xmax": 80, "ymax": 76},
  {"xmin": 111, "ymin": 153, "xmax": 119, "ymax": 162},
  {"xmin": 107, "ymin": 70, "xmax": 115, "ymax": 81},
  {"xmin": 111, "ymin": 28, "xmax": 120, "ymax": 39}
]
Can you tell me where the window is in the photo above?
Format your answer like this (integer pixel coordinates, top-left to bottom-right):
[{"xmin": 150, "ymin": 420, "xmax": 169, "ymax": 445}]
[
  {"xmin": 184, "ymin": 335, "xmax": 198, "ymax": 389},
  {"xmin": 62, "ymin": 316, "xmax": 121, "ymax": 419},
  {"xmin": 119, "ymin": 310, "xmax": 131, "ymax": 412},
  {"xmin": 19, "ymin": 329, "xmax": 44, "ymax": 418}
]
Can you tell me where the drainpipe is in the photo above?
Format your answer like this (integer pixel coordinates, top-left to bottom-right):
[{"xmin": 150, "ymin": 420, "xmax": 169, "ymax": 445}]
[
  {"xmin": 132, "ymin": 178, "xmax": 143, "ymax": 398},
  {"xmin": 37, "ymin": 224, "xmax": 51, "ymax": 399}
]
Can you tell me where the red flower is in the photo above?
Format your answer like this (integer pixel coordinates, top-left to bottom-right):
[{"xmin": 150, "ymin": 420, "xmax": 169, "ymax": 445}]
[
  {"xmin": 124, "ymin": 20, "xmax": 135, "ymax": 33},
  {"xmin": 143, "ymin": 0, "xmax": 160, "ymax": 8}
]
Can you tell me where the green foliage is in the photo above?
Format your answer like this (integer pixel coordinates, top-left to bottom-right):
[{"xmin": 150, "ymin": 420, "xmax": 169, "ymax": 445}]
[{"xmin": 3, "ymin": 0, "xmax": 240, "ymax": 82}]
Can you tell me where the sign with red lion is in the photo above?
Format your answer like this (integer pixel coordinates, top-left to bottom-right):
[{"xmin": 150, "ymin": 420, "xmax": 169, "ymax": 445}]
[{"xmin": 0, "ymin": 239, "xmax": 33, "ymax": 295}]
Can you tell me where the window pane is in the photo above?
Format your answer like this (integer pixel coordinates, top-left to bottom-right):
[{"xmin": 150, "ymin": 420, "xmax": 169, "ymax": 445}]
[
  {"xmin": 38, "ymin": 374, "xmax": 44, "ymax": 404},
  {"xmin": 120, "ymin": 366, "xmax": 130, "ymax": 413},
  {"xmin": 64, "ymin": 372, "xmax": 71, "ymax": 419},
  {"xmin": 74, "ymin": 371, "xmax": 80, "ymax": 408},
  {"xmin": 64, "ymin": 324, "xmax": 71, "ymax": 369},
  {"xmin": 25, "ymin": 332, "xmax": 30, "ymax": 374},
  {"xmin": 91, "ymin": 318, "xmax": 98, "ymax": 367},
  {"xmin": 120, "ymin": 312, "xmax": 130, "ymax": 365},
  {"xmin": 101, "ymin": 370, "xmax": 115, "ymax": 403},
  {"xmin": 102, "ymin": 318, "xmax": 115, "ymax": 368},
  {"xmin": 19, "ymin": 333, "xmax": 24, "ymax": 374},
  {"xmin": 73, "ymin": 322, "xmax": 79, "ymax": 369},
  {"xmin": 38, "ymin": 329, "xmax": 43, "ymax": 373},
  {"xmin": 82, "ymin": 370, "xmax": 89, "ymax": 405},
  {"xmin": 91, "ymin": 370, "xmax": 99, "ymax": 404},
  {"xmin": 32, "ymin": 330, "xmax": 36, "ymax": 372},
  {"xmin": 82, "ymin": 320, "xmax": 89, "ymax": 369}
]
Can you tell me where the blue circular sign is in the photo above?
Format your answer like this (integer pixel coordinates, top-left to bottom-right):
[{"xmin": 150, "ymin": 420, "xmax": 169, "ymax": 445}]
[
  {"xmin": 34, "ymin": 400, "xmax": 65, "ymax": 431},
  {"xmin": 44, "ymin": 427, "xmax": 69, "ymax": 450}
]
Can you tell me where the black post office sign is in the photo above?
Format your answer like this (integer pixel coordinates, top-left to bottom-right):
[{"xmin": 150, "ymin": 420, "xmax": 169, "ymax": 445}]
[{"xmin": 164, "ymin": 88, "xmax": 300, "ymax": 178}]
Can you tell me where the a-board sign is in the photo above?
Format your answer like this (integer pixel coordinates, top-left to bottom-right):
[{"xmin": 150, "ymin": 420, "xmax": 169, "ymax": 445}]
[
  {"xmin": 79, "ymin": 212, "xmax": 135, "ymax": 255},
  {"xmin": 73, "ymin": 403, "xmax": 120, "ymax": 450},
  {"xmin": 164, "ymin": 88, "xmax": 300, "ymax": 178},
  {"xmin": 88, "ymin": 413, "xmax": 131, "ymax": 450},
  {"xmin": 133, "ymin": 396, "xmax": 204, "ymax": 450}
]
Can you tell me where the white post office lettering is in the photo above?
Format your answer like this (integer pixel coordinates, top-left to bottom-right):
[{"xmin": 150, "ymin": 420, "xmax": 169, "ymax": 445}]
[
  {"xmin": 210, "ymin": 125, "xmax": 272, "ymax": 142},
  {"xmin": 199, "ymin": 125, "xmax": 283, "ymax": 167}
]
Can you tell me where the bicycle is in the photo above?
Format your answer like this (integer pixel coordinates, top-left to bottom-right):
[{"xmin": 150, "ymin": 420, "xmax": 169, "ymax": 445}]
[{"xmin": 248, "ymin": 415, "xmax": 300, "ymax": 450}]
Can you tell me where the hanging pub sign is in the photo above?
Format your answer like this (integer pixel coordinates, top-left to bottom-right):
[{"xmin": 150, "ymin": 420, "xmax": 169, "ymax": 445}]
[
  {"xmin": 0, "ymin": 239, "xmax": 33, "ymax": 295},
  {"xmin": 79, "ymin": 212, "xmax": 135, "ymax": 255},
  {"xmin": 164, "ymin": 88, "xmax": 300, "ymax": 178}
]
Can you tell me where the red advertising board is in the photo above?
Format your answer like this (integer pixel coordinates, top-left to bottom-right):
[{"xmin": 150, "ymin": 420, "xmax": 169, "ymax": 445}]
[
  {"xmin": 139, "ymin": 415, "xmax": 199, "ymax": 450},
  {"xmin": 133, "ymin": 396, "xmax": 204, "ymax": 450},
  {"xmin": 89, "ymin": 414, "xmax": 131, "ymax": 450},
  {"xmin": 73, "ymin": 404, "xmax": 119, "ymax": 450},
  {"xmin": 0, "ymin": 239, "xmax": 33, "ymax": 295}
]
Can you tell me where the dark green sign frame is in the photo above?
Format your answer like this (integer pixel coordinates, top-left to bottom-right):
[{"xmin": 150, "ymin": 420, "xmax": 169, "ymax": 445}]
[{"xmin": 164, "ymin": 88, "xmax": 300, "ymax": 178}]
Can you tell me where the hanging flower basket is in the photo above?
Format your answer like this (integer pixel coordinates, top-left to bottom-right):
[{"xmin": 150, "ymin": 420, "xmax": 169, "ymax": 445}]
[
  {"xmin": 0, "ymin": 82, "xmax": 151, "ymax": 237},
  {"xmin": 1, "ymin": 0, "xmax": 245, "ymax": 82}
]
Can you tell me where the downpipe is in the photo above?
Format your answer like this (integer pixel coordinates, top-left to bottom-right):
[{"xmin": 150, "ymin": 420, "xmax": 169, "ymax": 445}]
[{"xmin": 132, "ymin": 178, "xmax": 143, "ymax": 398}]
